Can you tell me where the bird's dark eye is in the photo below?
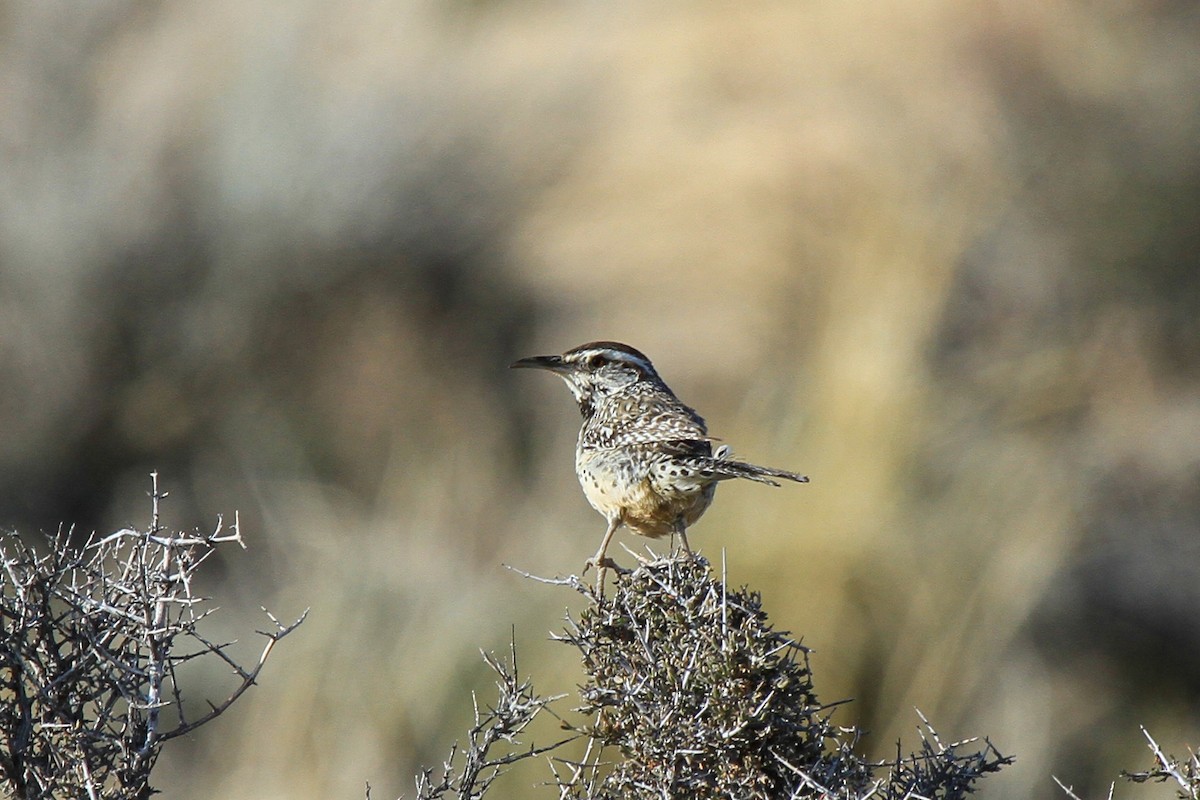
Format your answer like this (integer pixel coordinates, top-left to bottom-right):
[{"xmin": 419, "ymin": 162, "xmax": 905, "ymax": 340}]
[{"xmin": 587, "ymin": 353, "xmax": 607, "ymax": 369}]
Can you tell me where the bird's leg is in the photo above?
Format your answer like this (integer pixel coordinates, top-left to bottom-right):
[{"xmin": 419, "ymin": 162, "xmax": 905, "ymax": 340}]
[
  {"xmin": 674, "ymin": 520, "xmax": 693, "ymax": 558},
  {"xmin": 584, "ymin": 516, "xmax": 622, "ymax": 597}
]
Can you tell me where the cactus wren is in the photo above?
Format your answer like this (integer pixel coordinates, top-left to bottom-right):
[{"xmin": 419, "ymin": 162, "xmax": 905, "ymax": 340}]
[{"xmin": 512, "ymin": 341, "xmax": 808, "ymax": 588}]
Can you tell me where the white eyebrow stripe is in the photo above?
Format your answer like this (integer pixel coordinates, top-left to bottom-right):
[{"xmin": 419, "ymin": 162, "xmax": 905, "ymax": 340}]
[{"xmin": 600, "ymin": 348, "xmax": 653, "ymax": 372}]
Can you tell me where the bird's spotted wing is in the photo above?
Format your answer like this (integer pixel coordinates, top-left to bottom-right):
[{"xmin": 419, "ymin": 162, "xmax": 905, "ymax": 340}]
[{"xmin": 582, "ymin": 384, "xmax": 708, "ymax": 449}]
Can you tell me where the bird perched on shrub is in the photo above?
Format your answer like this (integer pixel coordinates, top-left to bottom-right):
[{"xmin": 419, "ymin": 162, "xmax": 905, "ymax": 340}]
[{"xmin": 512, "ymin": 341, "xmax": 808, "ymax": 590}]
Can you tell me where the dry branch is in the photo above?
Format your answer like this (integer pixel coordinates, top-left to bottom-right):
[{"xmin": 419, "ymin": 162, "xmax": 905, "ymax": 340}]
[{"xmin": 0, "ymin": 473, "xmax": 304, "ymax": 799}]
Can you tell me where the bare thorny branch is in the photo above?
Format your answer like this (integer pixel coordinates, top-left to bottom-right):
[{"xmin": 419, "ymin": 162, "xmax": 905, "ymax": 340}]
[
  {"xmin": 409, "ymin": 639, "xmax": 576, "ymax": 800},
  {"xmin": 403, "ymin": 555, "xmax": 1011, "ymax": 800},
  {"xmin": 1119, "ymin": 728, "xmax": 1200, "ymax": 800},
  {"xmin": 515, "ymin": 556, "xmax": 1197, "ymax": 800},
  {"xmin": 0, "ymin": 472, "xmax": 305, "ymax": 799},
  {"xmin": 1054, "ymin": 726, "xmax": 1200, "ymax": 800}
]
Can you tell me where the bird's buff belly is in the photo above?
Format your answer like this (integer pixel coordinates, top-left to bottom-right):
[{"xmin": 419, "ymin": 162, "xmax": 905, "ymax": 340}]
[{"xmin": 576, "ymin": 455, "xmax": 713, "ymax": 538}]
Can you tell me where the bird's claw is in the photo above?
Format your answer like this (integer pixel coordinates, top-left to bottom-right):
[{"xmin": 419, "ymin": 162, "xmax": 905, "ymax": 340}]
[{"xmin": 583, "ymin": 556, "xmax": 628, "ymax": 576}]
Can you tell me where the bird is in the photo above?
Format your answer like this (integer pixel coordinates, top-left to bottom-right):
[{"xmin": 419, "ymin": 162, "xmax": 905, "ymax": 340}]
[{"xmin": 511, "ymin": 341, "xmax": 808, "ymax": 592}]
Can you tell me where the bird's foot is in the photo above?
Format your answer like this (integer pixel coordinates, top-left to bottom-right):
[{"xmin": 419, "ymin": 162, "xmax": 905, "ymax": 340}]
[
  {"xmin": 671, "ymin": 530, "xmax": 695, "ymax": 560},
  {"xmin": 584, "ymin": 556, "xmax": 631, "ymax": 600},
  {"xmin": 583, "ymin": 556, "xmax": 628, "ymax": 575}
]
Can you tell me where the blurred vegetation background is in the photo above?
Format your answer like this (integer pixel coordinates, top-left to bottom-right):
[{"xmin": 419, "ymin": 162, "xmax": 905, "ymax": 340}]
[{"xmin": 1, "ymin": 2, "xmax": 1197, "ymax": 797}]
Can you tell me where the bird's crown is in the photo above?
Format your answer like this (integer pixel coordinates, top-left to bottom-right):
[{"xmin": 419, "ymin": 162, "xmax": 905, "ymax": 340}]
[{"xmin": 562, "ymin": 341, "xmax": 656, "ymax": 374}]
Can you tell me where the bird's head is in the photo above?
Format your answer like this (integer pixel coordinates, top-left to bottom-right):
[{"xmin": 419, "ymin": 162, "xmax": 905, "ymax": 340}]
[{"xmin": 510, "ymin": 341, "xmax": 662, "ymax": 414}]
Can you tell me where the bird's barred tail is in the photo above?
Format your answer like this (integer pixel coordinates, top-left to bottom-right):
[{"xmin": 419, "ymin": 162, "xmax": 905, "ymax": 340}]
[{"xmin": 709, "ymin": 458, "xmax": 810, "ymax": 487}]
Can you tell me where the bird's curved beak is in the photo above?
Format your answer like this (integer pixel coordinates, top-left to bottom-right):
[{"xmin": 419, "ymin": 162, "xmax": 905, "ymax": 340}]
[{"xmin": 510, "ymin": 354, "xmax": 569, "ymax": 373}]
